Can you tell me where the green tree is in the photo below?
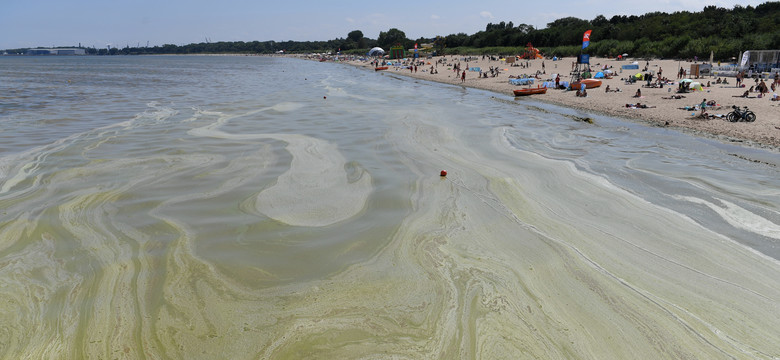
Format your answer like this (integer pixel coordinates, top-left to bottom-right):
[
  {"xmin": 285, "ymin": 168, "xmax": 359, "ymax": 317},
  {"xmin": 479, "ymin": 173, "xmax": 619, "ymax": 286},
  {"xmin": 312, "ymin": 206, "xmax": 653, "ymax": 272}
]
[
  {"xmin": 378, "ymin": 28, "xmax": 409, "ymax": 49},
  {"xmin": 347, "ymin": 30, "xmax": 367, "ymax": 48}
]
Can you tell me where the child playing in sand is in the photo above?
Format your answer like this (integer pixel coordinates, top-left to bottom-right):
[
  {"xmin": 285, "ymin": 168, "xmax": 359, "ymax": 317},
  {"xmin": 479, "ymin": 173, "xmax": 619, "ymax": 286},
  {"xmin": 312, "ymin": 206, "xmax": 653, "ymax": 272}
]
[{"xmin": 699, "ymin": 99, "xmax": 707, "ymax": 117}]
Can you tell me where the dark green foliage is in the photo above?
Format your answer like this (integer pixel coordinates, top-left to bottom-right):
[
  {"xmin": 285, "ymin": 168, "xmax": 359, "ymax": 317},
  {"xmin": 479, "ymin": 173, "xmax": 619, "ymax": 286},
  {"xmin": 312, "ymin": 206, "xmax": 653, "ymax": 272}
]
[{"xmin": 377, "ymin": 28, "xmax": 410, "ymax": 50}]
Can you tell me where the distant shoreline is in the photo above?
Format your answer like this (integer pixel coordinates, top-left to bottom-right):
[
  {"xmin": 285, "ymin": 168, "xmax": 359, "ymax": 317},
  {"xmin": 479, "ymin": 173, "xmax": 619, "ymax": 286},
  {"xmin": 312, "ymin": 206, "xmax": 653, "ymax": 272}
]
[{"xmin": 321, "ymin": 55, "xmax": 779, "ymax": 152}]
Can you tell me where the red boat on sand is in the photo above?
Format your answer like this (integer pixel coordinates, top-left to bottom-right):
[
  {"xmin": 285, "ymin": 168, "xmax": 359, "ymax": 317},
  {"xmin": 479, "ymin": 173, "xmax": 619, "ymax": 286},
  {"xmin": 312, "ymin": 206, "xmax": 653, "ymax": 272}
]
[
  {"xmin": 375, "ymin": 66, "xmax": 388, "ymax": 71},
  {"xmin": 513, "ymin": 86, "xmax": 548, "ymax": 96},
  {"xmin": 571, "ymin": 78, "xmax": 602, "ymax": 89}
]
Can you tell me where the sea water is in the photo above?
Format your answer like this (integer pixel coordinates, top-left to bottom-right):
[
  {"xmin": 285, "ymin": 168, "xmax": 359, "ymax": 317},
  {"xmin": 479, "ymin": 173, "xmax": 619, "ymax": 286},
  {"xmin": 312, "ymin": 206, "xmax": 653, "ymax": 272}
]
[{"xmin": 1, "ymin": 55, "xmax": 778, "ymax": 358}]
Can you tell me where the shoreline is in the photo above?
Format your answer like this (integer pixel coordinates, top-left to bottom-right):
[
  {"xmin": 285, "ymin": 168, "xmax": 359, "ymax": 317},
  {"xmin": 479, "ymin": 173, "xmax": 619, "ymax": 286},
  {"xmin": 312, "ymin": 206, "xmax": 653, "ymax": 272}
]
[{"xmin": 331, "ymin": 55, "xmax": 779, "ymax": 152}]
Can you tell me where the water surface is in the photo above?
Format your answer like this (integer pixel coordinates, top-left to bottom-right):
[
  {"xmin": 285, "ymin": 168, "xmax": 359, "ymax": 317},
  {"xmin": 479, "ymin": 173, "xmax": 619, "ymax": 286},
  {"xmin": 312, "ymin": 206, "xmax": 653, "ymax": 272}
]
[{"xmin": 1, "ymin": 56, "xmax": 778, "ymax": 359}]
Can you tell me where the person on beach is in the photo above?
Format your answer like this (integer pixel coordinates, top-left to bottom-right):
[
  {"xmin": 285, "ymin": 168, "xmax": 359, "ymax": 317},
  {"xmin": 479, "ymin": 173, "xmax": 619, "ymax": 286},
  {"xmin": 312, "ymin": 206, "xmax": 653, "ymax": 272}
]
[
  {"xmin": 699, "ymin": 99, "xmax": 707, "ymax": 117},
  {"xmin": 758, "ymin": 79, "xmax": 768, "ymax": 97},
  {"xmin": 461, "ymin": 70, "xmax": 466, "ymax": 83},
  {"xmin": 634, "ymin": 89, "xmax": 642, "ymax": 97}
]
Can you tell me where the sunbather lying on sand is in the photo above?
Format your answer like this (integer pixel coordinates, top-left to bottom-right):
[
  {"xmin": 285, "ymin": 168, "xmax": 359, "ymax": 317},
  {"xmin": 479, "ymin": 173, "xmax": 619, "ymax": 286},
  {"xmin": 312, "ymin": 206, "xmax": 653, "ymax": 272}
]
[{"xmin": 625, "ymin": 103, "xmax": 655, "ymax": 109}]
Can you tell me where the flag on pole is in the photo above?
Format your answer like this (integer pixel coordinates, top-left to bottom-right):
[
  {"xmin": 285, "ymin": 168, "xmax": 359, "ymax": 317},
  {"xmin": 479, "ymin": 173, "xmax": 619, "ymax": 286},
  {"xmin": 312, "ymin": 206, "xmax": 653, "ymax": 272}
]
[
  {"xmin": 740, "ymin": 51, "xmax": 750, "ymax": 67},
  {"xmin": 582, "ymin": 30, "xmax": 592, "ymax": 49}
]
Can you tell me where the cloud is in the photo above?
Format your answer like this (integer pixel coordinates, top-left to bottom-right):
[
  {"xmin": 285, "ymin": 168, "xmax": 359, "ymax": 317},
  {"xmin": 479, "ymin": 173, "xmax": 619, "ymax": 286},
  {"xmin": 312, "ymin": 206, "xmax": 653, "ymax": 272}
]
[
  {"xmin": 480, "ymin": 11, "xmax": 494, "ymax": 19},
  {"xmin": 346, "ymin": 17, "xmax": 355, "ymax": 23},
  {"xmin": 431, "ymin": 14, "xmax": 440, "ymax": 20}
]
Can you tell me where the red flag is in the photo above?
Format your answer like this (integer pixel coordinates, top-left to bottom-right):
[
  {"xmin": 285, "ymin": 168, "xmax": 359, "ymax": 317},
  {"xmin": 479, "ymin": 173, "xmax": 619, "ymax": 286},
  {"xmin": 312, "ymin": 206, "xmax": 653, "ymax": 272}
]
[
  {"xmin": 582, "ymin": 30, "xmax": 592, "ymax": 49},
  {"xmin": 414, "ymin": 43, "xmax": 418, "ymax": 49}
]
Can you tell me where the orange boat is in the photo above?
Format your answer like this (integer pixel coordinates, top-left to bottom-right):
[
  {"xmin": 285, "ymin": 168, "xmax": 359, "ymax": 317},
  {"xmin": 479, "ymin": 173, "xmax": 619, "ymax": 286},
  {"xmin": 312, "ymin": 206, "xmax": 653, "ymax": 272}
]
[
  {"xmin": 513, "ymin": 86, "xmax": 547, "ymax": 96},
  {"xmin": 571, "ymin": 78, "xmax": 602, "ymax": 89},
  {"xmin": 375, "ymin": 66, "xmax": 388, "ymax": 71}
]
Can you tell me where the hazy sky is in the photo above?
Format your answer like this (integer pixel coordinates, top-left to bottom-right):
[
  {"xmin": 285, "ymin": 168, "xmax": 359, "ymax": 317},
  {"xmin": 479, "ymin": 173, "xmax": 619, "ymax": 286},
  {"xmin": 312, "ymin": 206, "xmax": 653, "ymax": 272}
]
[{"xmin": 0, "ymin": 0, "xmax": 769, "ymax": 49}]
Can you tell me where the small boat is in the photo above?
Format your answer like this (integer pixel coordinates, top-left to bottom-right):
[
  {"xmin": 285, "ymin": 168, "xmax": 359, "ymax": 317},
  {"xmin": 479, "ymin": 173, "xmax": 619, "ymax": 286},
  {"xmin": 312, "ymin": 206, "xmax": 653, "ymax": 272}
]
[
  {"xmin": 513, "ymin": 86, "xmax": 547, "ymax": 96},
  {"xmin": 375, "ymin": 66, "xmax": 388, "ymax": 71},
  {"xmin": 571, "ymin": 78, "xmax": 602, "ymax": 89}
]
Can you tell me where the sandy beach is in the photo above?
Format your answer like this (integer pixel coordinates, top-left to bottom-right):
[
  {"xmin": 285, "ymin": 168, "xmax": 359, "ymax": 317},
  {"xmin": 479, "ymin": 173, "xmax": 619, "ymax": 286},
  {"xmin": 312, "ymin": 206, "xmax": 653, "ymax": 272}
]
[{"xmin": 343, "ymin": 55, "xmax": 780, "ymax": 150}]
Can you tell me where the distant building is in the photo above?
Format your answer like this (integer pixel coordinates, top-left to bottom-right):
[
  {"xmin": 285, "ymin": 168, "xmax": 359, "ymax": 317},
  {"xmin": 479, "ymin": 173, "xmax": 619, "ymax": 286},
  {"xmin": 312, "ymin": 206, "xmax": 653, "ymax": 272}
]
[{"xmin": 26, "ymin": 48, "xmax": 86, "ymax": 55}]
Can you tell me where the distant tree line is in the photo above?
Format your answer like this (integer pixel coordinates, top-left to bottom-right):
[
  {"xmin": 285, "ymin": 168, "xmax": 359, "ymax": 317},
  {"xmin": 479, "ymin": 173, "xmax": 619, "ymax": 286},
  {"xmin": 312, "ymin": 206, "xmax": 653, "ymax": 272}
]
[
  {"xmin": 5, "ymin": 2, "xmax": 778, "ymax": 60},
  {"xmin": 459, "ymin": 2, "xmax": 780, "ymax": 60}
]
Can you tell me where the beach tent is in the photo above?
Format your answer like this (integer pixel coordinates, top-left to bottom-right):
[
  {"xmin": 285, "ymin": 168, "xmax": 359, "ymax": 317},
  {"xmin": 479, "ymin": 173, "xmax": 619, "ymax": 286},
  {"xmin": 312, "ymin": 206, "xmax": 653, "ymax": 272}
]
[
  {"xmin": 689, "ymin": 82, "xmax": 703, "ymax": 91},
  {"xmin": 594, "ymin": 72, "xmax": 605, "ymax": 78},
  {"xmin": 367, "ymin": 47, "xmax": 385, "ymax": 56},
  {"xmin": 634, "ymin": 73, "xmax": 643, "ymax": 80}
]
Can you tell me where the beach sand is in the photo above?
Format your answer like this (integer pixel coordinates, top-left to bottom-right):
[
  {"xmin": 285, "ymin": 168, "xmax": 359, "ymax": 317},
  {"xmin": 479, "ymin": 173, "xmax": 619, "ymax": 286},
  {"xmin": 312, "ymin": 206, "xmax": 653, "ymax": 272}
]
[{"xmin": 344, "ymin": 56, "xmax": 780, "ymax": 150}]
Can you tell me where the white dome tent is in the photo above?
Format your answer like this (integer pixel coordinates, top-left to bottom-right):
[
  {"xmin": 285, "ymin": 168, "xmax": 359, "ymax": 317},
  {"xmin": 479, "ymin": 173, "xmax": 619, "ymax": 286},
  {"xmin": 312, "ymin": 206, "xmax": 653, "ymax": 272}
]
[{"xmin": 367, "ymin": 47, "xmax": 385, "ymax": 56}]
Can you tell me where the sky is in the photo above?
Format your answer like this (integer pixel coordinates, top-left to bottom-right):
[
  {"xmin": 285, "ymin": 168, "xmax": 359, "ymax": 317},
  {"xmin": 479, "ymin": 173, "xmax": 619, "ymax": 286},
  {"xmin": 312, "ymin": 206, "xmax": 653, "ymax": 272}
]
[{"xmin": 0, "ymin": 0, "xmax": 771, "ymax": 50}]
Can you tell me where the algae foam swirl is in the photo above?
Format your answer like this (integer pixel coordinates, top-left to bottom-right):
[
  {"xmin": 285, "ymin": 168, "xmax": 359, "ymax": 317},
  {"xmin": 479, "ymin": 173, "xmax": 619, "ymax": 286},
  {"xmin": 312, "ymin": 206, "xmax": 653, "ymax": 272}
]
[{"xmin": 188, "ymin": 103, "xmax": 372, "ymax": 227}]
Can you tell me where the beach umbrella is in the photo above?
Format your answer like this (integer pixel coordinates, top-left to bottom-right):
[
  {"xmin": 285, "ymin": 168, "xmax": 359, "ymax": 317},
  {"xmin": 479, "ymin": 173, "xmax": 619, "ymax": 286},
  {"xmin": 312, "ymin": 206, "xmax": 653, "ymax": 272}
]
[
  {"xmin": 634, "ymin": 73, "xmax": 643, "ymax": 80},
  {"xmin": 680, "ymin": 79, "xmax": 693, "ymax": 83}
]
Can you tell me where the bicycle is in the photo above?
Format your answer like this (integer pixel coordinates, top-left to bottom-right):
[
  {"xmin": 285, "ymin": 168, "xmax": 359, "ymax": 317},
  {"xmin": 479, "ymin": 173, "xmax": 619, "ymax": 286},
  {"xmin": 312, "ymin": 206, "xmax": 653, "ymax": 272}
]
[{"xmin": 727, "ymin": 105, "xmax": 756, "ymax": 122}]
